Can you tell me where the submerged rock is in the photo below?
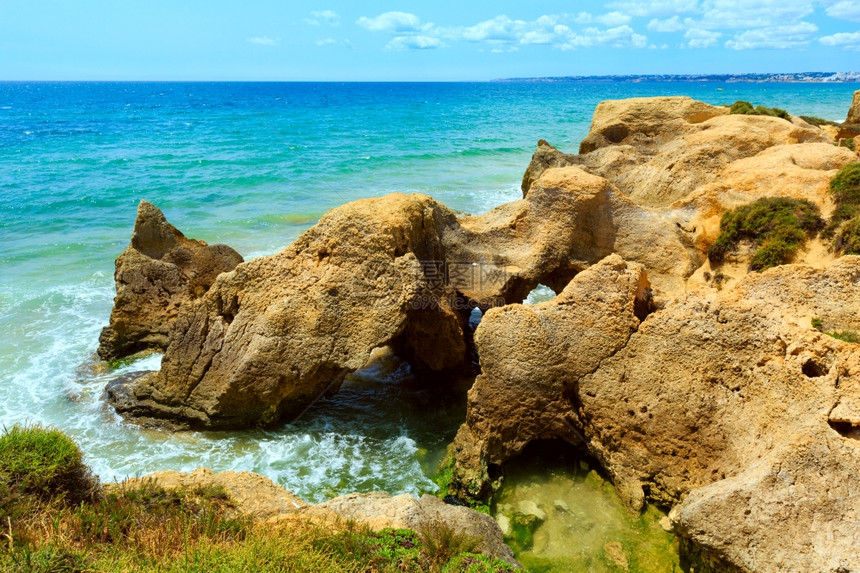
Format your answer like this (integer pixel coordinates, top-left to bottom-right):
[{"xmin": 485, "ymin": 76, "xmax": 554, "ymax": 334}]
[{"xmin": 97, "ymin": 201, "xmax": 243, "ymax": 361}]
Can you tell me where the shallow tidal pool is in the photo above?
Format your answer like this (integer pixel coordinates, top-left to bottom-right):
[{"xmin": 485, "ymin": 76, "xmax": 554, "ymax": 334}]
[{"xmin": 492, "ymin": 445, "xmax": 681, "ymax": 572}]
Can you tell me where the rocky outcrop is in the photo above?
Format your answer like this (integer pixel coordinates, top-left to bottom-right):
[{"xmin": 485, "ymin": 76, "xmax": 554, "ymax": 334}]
[
  {"xmin": 108, "ymin": 194, "xmax": 467, "ymax": 429},
  {"xmin": 451, "ymin": 253, "xmax": 860, "ymax": 570},
  {"xmin": 97, "ymin": 201, "xmax": 243, "ymax": 361},
  {"xmin": 116, "ymin": 468, "xmax": 516, "ymax": 566},
  {"xmin": 672, "ymin": 143, "xmax": 858, "ymax": 255},
  {"xmin": 448, "ymin": 255, "xmax": 652, "ymax": 500},
  {"xmin": 523, "ymin": 96, "xmax": 832, "ymax": 207},
  {"xmin": 107, "ymin": 167, "xmax": 700, "ymax": 428},
  {"xmin": 105, "ymin": 95, "xmax": 854, "ymax": 430},
  {"xmin": 520, "ymin": 139, "xmax": 576, "ymax": 197},
  {"xmin": 577, "ymin": 256, "xmax": 860, "ymax": 511},
  {"xmin": 847, "ymin": 89, "xmax": 860, "ymax": 125}
]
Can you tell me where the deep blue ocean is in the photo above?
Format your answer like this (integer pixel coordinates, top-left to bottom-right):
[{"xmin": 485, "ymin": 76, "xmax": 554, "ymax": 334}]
[{"xmin": 0, "ymin": 81, "xmax": 857, "ymax": 501}]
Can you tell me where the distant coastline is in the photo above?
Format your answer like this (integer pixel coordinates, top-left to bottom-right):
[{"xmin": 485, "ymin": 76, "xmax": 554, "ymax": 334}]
[{"xmin": 496, "ymin": 71, "xmax": 860, "ymax": 83}]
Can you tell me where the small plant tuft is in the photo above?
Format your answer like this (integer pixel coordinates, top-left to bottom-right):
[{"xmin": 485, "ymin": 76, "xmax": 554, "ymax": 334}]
[
  {"xmin": 829, "ymin": 330, "xmax": 860, "ymax": 343},
  {"xmin": 800, "ymin": 115, "xmax": 838, "ymax": 127},
  {"xmin": 812, "ymin": 318, "xmax": 824, "ymax": 332},
  {"xmin": 708, "ymin": 197, "xmax": 825, "ymax": 271}
]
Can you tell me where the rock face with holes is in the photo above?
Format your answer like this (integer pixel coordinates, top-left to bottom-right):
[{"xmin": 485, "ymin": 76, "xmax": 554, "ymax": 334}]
[
  {"xmin": 447, "ymin": 255, "xmax": 653, "ymax": 500},
  {"xmin": 97, "ymin": 201, "xmax": 243, "ymax": 361},
  {"xmin": 450, "ymin": 255, "xmax": 860, "ymax": 570}
]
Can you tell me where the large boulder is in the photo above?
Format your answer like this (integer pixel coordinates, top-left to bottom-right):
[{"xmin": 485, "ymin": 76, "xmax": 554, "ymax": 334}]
[
  {"xmin": 97, "ymin": 201, "xmax": 243, "ymax": 361},
  {"xmin": 108, "ymin": 194, "xmax": 467, "ymax": 429},
  {"xmin": 447, "ymin": 255, "xmax": 652, "ymax": 500}
]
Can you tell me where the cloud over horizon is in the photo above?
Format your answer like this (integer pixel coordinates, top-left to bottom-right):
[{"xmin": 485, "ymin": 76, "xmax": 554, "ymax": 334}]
[{"xmin": 350, "ymin": 2, "xmax": 860, "ymax": 54}]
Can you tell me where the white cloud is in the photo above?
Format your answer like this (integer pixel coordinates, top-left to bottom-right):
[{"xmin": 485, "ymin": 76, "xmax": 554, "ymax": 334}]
[
  {"xmin": 691, "ymin": 0, "xmax": 815, "ymax": 30},
  {"xmin": 725, "ymin": 21, "xmax": 818, "ymax": 49},
  {"xmin": 648, "ymin": 15, "xmax": 685, "ymax": 32},
  {"xmin": 606, "ymin": 0, "xmax": 699, "ymax": 17},
  {"xmin": 558, "ymin": 25, "xmax": 648, "ymax": 49},
  {"xmin": 316, "ymin": 38, "xmax": 351, "ymax": 47},
  {"xmin": 356, "ymin": 11, "xmax": 649, "ymax": 52},
  {"xmin": 572, "ymin": 11, "xmax": 632, "ymax": 26},
  {"xmin": 819, "ymin": 30, "xmax": 860, "ymax": 49},
  {"xmin": 461, "ymin": 15, "xmax": 528, "ymax": 42},
  {"xmin": 684, "ymin": 28, "xmax": 721, "ymax": 47},
  {"xmin": 387, "ymin": 35, "xmax": 445, "ymax": 50},
  {"xmin": 247, "ymin": 36, "xmax": 279, "ymax": 46},
  {"xmin": 305, "ymin": 10, "xmax": 340, "ymax": 27},
  {"xmin": 826, "ymin": 1, "xmax": 860, "ymax": 21},
  {"xmin": 357, "ymin": 12, "xmax": 423, "ymax": 33}
]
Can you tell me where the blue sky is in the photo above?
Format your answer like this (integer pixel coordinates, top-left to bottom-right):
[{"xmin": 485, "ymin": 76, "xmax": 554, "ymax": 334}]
[{"xmin": 3, "ymin": 0, "xmax": 860, "ymax": 80}]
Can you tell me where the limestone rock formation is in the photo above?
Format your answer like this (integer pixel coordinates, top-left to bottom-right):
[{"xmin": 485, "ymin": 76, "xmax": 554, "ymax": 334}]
[
  {"xmin": 672, "ymin": 143, "xmax": 858, "ymax": 254},
  {"xmin": 577, "ymin": 256, "xmax": 860, "ymax": 511},
  {"xmin": 97, "ymin": 201, "xmax": 243, "ymax": 361},
  {"xmin": 104, "ymin": 95, "xmax": 851, "ymax": 433},
  {"xmin": 520, "ymin": 139, "xmax": 576, "ymax": 197},
  {"xmin": 114, "ymin": 468, "xmax": 517, "ymax": 566},
  {"xmin": 448, "ymin": 255, "xmax": 652, "ymax": 500},
  {"xmin": 523, "ymin": 96, "xmax": 831, "ymax": 208},
  {"xmin": 108, "ymin": 194, "xmax": 467, "ymax": 429},
  {"xmin": 847, "ymin": 89, "xmax": 860, "ymax": 125},
  {"xmin": 107, "ymin": 168, "xmax": 699, "ymax": 428},
  {"xmin": 450, "ymin": 255, "xmax": 860, "ymax": 570}
]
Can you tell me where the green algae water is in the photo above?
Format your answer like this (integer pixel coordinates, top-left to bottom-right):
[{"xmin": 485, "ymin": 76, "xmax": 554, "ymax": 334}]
[
  {"xmin": 1, "ymin": 81, "xmax": 857, "ymax": 567},
  {"xmin": 493, "ymin": 444, "xmax": 680, "ymax": 572}
]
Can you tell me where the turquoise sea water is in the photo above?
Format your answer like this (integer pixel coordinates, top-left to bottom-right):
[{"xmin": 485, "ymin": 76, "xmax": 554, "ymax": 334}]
[{"xmin": 0, "ymin": 81, "xmax": 857, "ymax": 502}]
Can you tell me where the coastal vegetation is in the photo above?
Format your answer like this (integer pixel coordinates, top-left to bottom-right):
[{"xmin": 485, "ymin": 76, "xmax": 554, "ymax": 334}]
[
  {"xmin": 0, "ymin": 425, "xmax": 512, "ymax": 573},
  {"xmin": 824, "ymin": 162, "xmax": 860, "ymax": 254},
  {"xmin": 707, "ymin": 197, "xmax": 825, "ymax": 270},
  {"xmin": 729, "ymin": 100, "xmax": 790, "ymax": 120}
]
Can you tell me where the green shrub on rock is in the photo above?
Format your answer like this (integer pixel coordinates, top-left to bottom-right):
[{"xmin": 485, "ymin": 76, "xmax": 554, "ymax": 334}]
[
  {"xmin": 824, "ymin": 163, "xmax": 860, "ymax": 253},
  {"xmin": 708, "ymin": 197, "xmax": 825, "ymax": 271},
  {"xmin": 0, "ymin": 424, "xmax": 97, "ymax": 506},
  {"xmin": 729, "ymin": 100, "xmax": 790, "ymax": 120}
]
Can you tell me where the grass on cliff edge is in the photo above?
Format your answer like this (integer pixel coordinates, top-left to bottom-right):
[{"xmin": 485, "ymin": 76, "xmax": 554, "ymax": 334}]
[
  {"xmin": 823, "ymin": 162, "xmax": 860, "ymax": 255},
  {"xmin": 707, "ymin": 197, "xmax": 825, "ymax": 271},
  {"xmin": 0, "ymin": 425, "xmax": 513, "ymax": 573}
]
